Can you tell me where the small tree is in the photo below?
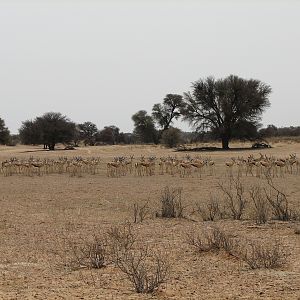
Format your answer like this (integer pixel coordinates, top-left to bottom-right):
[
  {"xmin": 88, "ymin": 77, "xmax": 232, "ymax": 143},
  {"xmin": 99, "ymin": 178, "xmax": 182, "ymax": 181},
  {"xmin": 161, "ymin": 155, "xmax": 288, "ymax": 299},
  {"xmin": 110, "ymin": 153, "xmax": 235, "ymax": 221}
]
[
  {"xmin": 19, "ymin": 112, "xmax": 76, "ymax": 150},
  {"xmin": 259, "ymin": 124, "xmax": 278, "ymax": 138},
  {"xmin": 97, "ymin": 126, "xmax": 120, "ymax": 145},
  {"xmin": 78, "ymin": 121, "xmax": 98, "ymax": 146},
  {"xmin": 0, "ymin": 117, "xmax": 10, "ymax": 145},
  {"xmin": 182, "ymin": 75, "xmax": 271, "ymax": 149},
  {"xmin": 19, "ymin": 120, "xmax": 41, "ymax": 145},
  {"xmin": 152, "ymin": 94, "xmax": 184, "ymax": 131},
  {"xmin": 161, "ymin": 127, "xmax": 182, "ymax": 148},
  {"xmin": 132, "ymin": 110, "xmax": 158, "ymax": 144}
]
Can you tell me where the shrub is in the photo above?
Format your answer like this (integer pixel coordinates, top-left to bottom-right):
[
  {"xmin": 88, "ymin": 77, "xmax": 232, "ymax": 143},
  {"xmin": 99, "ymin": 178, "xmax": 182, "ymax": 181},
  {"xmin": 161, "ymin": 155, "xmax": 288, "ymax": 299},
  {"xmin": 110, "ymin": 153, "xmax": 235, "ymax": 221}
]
[
  {"xmin": 115, "ymin": 245, "xmax": 169, "ymax": 294},
  {"xmin": 249, "ymin": 186, "xmax": 269, "ymax": 224},
  {"xmin": 264, "ymin": 178, "xmax": 294, "ymax": 221},
  {"xmin": 108, "ymin": 222, "xmax": 136, "ymax": 254},
  {"xmin": 218, "ymin": 177, "xmax": 247, "ymax": 220},
  {"xmin": 187, "ymin": 226, "xmax": 237, "ymax": 256},
  {"xmin": 240, "ymin": 240, "xmax": 288, "ymax": 269},
  {"xmin": 161, "ymin": 127, "xmax": 182, "ymax": 148},
  {"xmin": 68, "ymin": 235, "xmax": 108, "ymax": 269},
  {"xmin": 187, "ymin": 228, "xmax": 289, "ymax": 270},
  {"xmin": 196, "ymin": 194, "xmax": 220, "ymax": 221},
  {"xmin": 133, "ymin": 200, "xmax": 151, "ymax": 223},
  {"xmin": 159, "ymin": 186, "xmax": 184, "ymax": 218}
]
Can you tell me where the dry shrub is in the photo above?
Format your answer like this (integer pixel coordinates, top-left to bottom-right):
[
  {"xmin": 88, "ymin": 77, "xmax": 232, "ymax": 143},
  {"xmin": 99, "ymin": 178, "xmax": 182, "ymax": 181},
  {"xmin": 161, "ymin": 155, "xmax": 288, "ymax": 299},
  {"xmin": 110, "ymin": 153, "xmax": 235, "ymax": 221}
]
[
  {"xmin": 108, "ymin": 222, "xmax": 136, "ymax": 254},
  {"xmin": 187, "ymin": 226, "xmax": 237, "ymax": 255},
  {"xmin": 108, "ymin": 223, "xmax": 169, "ymax": 293},
  {"xmin": 240, "ymin": 240, "xmax": 288, "ymax": 269},
  {"xmin": 133, "ymin": 200, "xmax": 151, "ymax": 223},
  {"xmin": 187, "ymin": 228, "xmax": 289, "ymax": 270},
  {"xmin": 68, "ymin": 235, "xmax": 108, "ymax": 269},
  {"xmin": 61, "ymin": 222, "xmax": 170, "ymax": 293},
  {"xmin": 186, "ymin": 230, "xmax": 212, "ymax": 252},
  {"xmin": 206, "ymin": 227, "xmax": 236, "ymax": 254},
  {"xmin": 218, "ymin": 177, "xmax": 247, "ymax": 220},
  {"xmin": 264, "ymin": 178, "xmax": 295, "ymax": 221},
  {"xmin": 159, "ymin": 186, "xmax": 184, "ymax": 218},
  {"xmin": 249, "ymin": 186, "xmax": 269, "ymax": 224},
  {"xmin": 115, "ymin": 245, "xmax": 169, "ymax": 294},
  {"xmin": 196, "ymin": 194, "xmax": 221, "ymax": 221}
]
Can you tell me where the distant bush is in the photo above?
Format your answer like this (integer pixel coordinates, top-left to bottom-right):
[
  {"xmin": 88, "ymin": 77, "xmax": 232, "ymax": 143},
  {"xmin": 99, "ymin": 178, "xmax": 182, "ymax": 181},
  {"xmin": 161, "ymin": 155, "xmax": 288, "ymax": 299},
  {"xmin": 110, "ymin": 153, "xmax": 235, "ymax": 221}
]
[
  {"xmin": 259, "ymin": 125, "xmax": 300, "ymax": 138},
  {"xmin": 161, "ymin": 127, "xmax": 182, "ymax": 148}
]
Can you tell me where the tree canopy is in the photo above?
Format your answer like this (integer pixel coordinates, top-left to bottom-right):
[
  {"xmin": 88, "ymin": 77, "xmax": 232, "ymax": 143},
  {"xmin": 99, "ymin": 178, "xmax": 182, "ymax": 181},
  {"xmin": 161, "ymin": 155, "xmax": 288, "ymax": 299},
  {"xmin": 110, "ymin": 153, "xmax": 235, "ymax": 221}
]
[
  {"xmin": 0, "ymin": 117, "xmax": 10, "ymax": 145},
  {"xmin": 19, "ymin": 112, "xmax": 76, "ymax": 150},
  {"xmin": 152, "ymin": 94, "xmax": 184, "ymax": 131},
  {"xmin": 182, "ymin": 75, "xmax": 271, "ymax": 149},
  {"xmin": 78, "ymin": 121, "xmax": 98, "ymax": 146},
  {"xmin": 97, "ymin": 125, "xmax": 120, "ymax": 145},
  {"xmin": 132, "ymin": 110, "xmax": 158, "ymax": 144}
]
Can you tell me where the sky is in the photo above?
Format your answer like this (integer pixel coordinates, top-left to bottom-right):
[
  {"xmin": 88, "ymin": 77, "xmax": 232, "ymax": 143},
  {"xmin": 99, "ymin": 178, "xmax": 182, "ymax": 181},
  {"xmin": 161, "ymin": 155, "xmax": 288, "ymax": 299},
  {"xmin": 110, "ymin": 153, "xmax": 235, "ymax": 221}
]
[{"xmin": 0, "ymin": 0, "xmax": 299, "ymax": 134}]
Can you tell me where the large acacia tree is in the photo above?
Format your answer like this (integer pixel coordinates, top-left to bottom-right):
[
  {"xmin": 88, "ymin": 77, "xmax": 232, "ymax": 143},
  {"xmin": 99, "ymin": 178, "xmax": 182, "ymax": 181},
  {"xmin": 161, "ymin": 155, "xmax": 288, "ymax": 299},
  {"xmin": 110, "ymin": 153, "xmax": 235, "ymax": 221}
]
[
  {"xmin": 19, "ymin": 112, "xmax": 76, "ymax": 150},
  {"xmin": 182, "ymin": 75, "xmax": 271, "ymax": 149}
]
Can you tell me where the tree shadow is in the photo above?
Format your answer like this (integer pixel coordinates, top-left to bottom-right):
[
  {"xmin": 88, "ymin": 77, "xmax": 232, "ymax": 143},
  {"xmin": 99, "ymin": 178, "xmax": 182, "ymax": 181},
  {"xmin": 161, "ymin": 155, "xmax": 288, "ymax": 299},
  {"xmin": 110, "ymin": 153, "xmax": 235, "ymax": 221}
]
[
  {"xmin": 19, "ymin": 148, "xmax": 76, "ymax": 153},
  {"xmin": 175, "ymin": 146, "xmax": 272, "ymax": 152}
]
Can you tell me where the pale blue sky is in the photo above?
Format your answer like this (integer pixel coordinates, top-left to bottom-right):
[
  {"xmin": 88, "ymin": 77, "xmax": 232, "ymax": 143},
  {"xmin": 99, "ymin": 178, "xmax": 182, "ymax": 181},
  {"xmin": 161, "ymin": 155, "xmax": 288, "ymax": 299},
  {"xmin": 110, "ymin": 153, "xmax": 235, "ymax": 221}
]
[{"xmin": 0, "ymin": 0, "xmax": 299, "ymax": 133}]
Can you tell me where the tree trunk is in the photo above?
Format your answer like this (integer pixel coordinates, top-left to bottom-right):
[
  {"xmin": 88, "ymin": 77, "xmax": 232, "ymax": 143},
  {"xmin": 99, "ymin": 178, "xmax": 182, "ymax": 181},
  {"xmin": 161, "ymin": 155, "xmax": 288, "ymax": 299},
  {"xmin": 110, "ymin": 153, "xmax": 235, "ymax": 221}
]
[
  {"xmin": 221, "ymin": 137, "xmax": 230, "ymax": 149},
  {"xmin": 49, "ymin": 143, "xmax": 55, "ymax": 151}
]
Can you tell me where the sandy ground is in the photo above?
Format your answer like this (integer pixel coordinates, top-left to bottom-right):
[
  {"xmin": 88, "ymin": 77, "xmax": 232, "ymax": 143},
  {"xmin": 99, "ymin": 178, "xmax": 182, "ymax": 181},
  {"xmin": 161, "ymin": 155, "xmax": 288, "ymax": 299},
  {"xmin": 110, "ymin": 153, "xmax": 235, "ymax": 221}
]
[{"xmin": 0, "ymin": 143, "xmax": 299, "ymax": 299}]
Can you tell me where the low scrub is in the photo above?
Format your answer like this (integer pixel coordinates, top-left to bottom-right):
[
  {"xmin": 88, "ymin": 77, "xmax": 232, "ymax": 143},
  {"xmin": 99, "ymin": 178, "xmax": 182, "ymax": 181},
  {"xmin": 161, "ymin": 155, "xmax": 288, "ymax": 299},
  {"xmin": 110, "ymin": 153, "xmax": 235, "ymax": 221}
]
[
  {"xmin": 249, "ymin": 186, "xmax": 269, "ymax": 224},
  {"xmin": 196, "ymin": 195, "xmax": 221, "ymax": 221},
  {"xmin": 264, "ymin": 178, "xmax": 297, "ymax": 221},
  {"xmin": 187, "ymin": 227, "xmax": 289, "ymax": 269},
  {"xmin": 67, "ymin": 235, "xmax": 108, "ymax": 269},
  {"xmin": 133, "ymin": 200, "xmax": 151, "ymax": 223},
  {"xmin": 187, "ymin": 226, "xmax": 237, "ymax": 255},
  {"xmin": 158, "ymin": 186, "xmax": 184, "ymax": 218},
  {"xmin": 108, "ymin": 222, "xmax": 170, "ymax": 293},
  {"xmin": 240, "ymin": 240, "xmax": 288, "ymax": 269},
  {"xmin": 115, "ymin": 245, "xmax": 169, "ymax": 294},
  {"xmin": 218, "ymin": 177, "xmax": 247, "ymax": 220},
  {"xmin": 108, "ymin": 222, "xmax": 137, "ymax": 254}
]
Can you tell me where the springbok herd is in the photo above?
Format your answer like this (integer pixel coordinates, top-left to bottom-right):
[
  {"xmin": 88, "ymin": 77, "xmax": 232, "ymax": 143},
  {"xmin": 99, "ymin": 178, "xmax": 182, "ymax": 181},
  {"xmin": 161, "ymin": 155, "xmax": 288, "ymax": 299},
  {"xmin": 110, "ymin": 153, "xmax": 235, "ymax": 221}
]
[
  {"xmin": 0, "ymin": 156, "xmax": 102, "ymax": 177},
  {"xmin": 1, "ymin": 153, "xmax": 299, "ymax": 178}
]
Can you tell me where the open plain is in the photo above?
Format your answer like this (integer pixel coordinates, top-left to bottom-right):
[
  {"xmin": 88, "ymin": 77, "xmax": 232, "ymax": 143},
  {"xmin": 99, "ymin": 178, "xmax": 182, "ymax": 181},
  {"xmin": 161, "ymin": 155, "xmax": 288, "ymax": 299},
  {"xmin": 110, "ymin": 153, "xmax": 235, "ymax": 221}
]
[{"xmin": 0, "ymin": 142, "xmax": 300, "ymax": 299}]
